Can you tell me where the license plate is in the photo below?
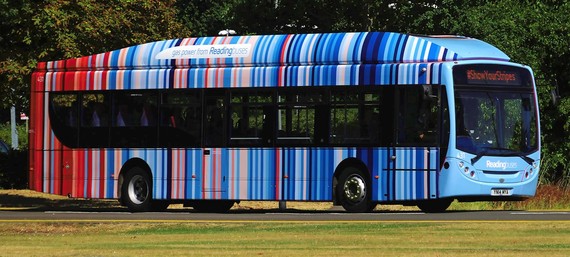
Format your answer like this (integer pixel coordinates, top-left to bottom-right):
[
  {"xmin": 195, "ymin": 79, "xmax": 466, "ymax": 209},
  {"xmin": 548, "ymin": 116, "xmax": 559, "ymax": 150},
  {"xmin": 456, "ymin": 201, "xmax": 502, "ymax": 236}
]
[{"xmin": 491, "ymin": 188, "xmax": 512, "ymax": 196}]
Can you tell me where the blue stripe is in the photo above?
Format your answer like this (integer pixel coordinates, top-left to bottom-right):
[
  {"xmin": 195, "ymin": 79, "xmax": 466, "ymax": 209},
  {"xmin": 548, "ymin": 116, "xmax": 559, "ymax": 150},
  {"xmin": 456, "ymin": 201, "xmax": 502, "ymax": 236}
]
[{"xmin": 106, "ymin": 150, "xmax": 114, "ymax": 198}]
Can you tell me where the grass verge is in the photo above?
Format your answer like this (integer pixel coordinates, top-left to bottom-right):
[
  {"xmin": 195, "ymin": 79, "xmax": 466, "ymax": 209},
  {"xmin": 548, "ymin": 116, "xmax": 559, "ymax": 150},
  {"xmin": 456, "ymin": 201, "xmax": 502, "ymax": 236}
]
[
  {"xmin": 1, "ymin": 221, "xmax": 569, "ymax": 256},
  {"xmin": 0, "ymin": 186, "xmax": 569, "ymax": 256}
]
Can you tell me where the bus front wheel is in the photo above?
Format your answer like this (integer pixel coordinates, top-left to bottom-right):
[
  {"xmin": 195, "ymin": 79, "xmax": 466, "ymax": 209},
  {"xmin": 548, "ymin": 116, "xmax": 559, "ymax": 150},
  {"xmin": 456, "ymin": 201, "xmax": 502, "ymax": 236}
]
[{"xmin": 336, "ymin": 167, "xmax": 376, "ymax": 213}]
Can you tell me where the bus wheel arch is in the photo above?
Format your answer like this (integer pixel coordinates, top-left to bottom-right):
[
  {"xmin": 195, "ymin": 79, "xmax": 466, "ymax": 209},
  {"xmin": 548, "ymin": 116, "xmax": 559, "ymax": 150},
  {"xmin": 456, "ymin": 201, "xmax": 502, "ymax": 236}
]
[{"xmin": 333, "ymin": 158, "xmax": 376, "ymax": 213}]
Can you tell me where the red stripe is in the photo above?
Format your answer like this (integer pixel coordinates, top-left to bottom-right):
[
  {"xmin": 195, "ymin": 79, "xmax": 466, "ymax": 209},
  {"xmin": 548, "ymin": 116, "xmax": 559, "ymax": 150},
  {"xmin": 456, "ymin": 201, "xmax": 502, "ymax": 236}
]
[
  {"xmin": 103, "ymin": 52, "xmax": 110, "ymax": 69},
  {"xmin": 87, "ymin": 150, "xmax": 93, "ymax": 198},
  {"xmin": 61, "ymin": 148, "xmax": 71, "ymax": 196},
  {"xmin": 79, "ymin": 71, "xmax": 87, "ymax": 90},
  {"xmin": 30, "ymin": 88, "xmax": 44, "ymax": 191},
  {"xmin": 101, "ymin": 70, "xmax": 108, "ymax": 90},
  {"xmin": 280, "ymin": 34, "xmax": 293, "ymax": 65},
  {"xmin": 205, "ymin": 69, "xmax": 210, "ymax": 88},
  {"xmin": 53, "ymin": 145, "xmax": 62, "ymax": 195},
  {"xmin": 77, "ymin": 150, "xmax": 85, "ymax": 198}
]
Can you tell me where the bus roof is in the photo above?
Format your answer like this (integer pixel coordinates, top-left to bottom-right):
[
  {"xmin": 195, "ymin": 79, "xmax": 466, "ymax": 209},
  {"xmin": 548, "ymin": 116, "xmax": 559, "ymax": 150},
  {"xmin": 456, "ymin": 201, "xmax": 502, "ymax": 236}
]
[{"xmin": 39, "ymin": 32, "xmax": 509, "ymax": 71}]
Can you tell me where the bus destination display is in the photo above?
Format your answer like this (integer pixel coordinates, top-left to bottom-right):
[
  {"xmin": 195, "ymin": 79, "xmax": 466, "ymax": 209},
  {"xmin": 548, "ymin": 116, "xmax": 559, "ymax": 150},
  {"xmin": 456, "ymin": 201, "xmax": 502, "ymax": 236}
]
[{"xmin": 466, "ymin": 69, "xmax": 521, "ymax": 85}]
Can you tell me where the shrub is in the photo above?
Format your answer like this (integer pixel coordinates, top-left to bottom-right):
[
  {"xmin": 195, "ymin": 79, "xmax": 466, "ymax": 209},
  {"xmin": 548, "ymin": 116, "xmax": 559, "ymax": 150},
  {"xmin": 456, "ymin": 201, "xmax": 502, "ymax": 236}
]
[{"xmin": 0, "ymin": 149, "xmax": 28, "ymax": 189}]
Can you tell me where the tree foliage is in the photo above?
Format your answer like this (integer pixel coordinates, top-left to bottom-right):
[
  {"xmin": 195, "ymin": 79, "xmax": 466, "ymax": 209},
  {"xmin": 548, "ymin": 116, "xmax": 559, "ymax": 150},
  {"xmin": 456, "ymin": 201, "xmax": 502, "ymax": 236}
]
[
  {"xmin": 0, "ymin": 0, "xmax": 191, "ymax": 110},
  {"xmin": 447, "ymin": 0, "xmax": 570, "ymax": 186}
]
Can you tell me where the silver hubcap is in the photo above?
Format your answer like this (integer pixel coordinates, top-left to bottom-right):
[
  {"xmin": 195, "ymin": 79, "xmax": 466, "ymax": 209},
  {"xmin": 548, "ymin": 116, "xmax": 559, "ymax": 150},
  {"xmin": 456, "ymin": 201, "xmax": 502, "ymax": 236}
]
[
  {"xmin": 128, "ymin": 175, "xmax": 148, "ymax": 205},
  {"xmin": 343, "ymin": 174, "xmax": 366, "ymax": 203}
]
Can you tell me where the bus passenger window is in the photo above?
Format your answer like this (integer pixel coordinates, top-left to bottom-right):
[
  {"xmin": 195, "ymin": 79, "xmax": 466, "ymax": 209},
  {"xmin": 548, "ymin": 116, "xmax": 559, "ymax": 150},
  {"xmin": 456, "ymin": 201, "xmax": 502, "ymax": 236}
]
[
  {"xmin": 276, "ymin": 91, "xmax": 322, "ymax": 146},
  {"xmin": 115, "ymin": 104, "xmax": 129, "ymax": 127},
  {"xmin": 204, "ymin": 94, "xmax": 226, "ymax": 147},
  {"xmin": 229, "ymin": 91, "xmax": 274, "ymax": 146},
  {"xmin": 79, "ymin": 93, "xmax": 110, "ymax": 147},
  {"xmin": 82, "ymin": 94, "xmax": 108, "ymax": 127},
  {"xmin": 48, "ymin": 93, "xmax": 79, "ymax": 147},
  {"xmin": 158, "ymin": 91, "xmax": 201, "ymax": 147},
  {"xmin": 140, "ymin": 103, "xmax": 156, "ymax": 126},
  {"xmin": 110, "ymin": 92, "xmax": 158, "ymax": 148},
  {"xmin": 329, "ymin": 88, "xmax": 382, "ymax": 146}
]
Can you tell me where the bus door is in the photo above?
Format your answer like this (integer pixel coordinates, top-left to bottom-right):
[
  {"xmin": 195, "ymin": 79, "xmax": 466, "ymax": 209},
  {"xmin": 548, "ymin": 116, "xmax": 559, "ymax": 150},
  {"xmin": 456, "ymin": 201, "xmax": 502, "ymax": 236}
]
[
  {"xmin": 389, "ymin": 85, "xmax": 440, "ymax": 201},
  {"xmin": 203, "ymin": 90, "xmax": 229, "ymax": 194}
]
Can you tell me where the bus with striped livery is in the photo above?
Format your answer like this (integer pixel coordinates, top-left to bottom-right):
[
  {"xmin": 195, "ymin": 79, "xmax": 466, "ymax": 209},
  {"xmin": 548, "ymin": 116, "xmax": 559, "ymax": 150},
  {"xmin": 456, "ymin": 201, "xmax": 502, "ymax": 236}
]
[{"xmin": 30, "ymin": 32, "xmax": 540, "ymax": 212}]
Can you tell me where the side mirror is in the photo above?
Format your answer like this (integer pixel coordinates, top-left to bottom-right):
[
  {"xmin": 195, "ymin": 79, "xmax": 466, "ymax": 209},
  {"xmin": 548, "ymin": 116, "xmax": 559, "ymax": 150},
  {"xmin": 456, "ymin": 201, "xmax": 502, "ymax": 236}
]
[{"xmin": 422, "ymin": 85, "xmax": 438, "ymax": 100}]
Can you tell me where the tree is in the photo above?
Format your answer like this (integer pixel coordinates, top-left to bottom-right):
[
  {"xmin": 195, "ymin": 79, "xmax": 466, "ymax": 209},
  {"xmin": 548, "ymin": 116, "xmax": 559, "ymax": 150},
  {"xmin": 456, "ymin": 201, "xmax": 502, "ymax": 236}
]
[
  {"xmin": 175, "ymin": 0, "xmax": 234, "ymax": 37},
  {"xmin": 448, "ymin": 0, "xmax": 570, "ymax": 186},
  {"xmin": 226, "ymin": 0, "xmax": 449, "ymax": 34},
  {"xmin": 0, "ymin": 0, "xmax": 191, "ymax": 111}
]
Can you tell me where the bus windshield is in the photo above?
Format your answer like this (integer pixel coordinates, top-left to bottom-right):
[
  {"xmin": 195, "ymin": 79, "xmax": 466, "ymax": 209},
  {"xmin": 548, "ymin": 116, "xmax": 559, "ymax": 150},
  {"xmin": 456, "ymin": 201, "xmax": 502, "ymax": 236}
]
[
  {"xmin": 454, "ymin": 65, "xmax": 538, "ymax": 160},
  {"xmin": 455, "ymin": 91, "xmax": 538, "ymax": 155}
]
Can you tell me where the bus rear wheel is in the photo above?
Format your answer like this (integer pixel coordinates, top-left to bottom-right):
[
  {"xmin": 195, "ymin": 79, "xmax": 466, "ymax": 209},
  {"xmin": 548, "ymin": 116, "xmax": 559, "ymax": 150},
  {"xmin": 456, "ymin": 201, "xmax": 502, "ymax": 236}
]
[
  {"xmin": 121, "ymin": 167, "xmax": 168, "ymax": 212},
  {"xmin": 417, "ymin": 199, "xmax": 453, "ymax": 213},
  {"xmin": 336, "ymin": 167, "xmax": 376, "ymax": 213}
]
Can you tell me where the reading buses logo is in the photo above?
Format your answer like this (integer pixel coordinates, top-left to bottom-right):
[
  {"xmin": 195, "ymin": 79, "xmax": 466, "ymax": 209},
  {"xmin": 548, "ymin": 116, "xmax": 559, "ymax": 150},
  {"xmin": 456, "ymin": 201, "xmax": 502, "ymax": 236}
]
[
  {"xmin": 486, "ymin": 160, "xmax": 517, "ymax": 170},
  {"xmin": 156, "ymin": 44, "xmax": 251, "ymax": 59}
]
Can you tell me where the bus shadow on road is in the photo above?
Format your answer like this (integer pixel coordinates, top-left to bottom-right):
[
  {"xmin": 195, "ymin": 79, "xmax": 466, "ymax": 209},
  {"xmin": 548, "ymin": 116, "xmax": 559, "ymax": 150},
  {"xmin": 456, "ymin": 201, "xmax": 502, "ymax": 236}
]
[{"xmin": 0, "ymin": 192, "xmax": 510, "ymax": 214}]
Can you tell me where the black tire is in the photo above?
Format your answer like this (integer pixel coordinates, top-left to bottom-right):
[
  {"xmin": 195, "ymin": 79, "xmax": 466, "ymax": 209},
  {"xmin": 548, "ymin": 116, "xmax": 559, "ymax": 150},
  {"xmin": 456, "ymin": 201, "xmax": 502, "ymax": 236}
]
[
  {"xmin": 191, "ymin": 200, "xmax": 235, "ymax": 213},
  {"xmin": 336, "ymin": 166, "xmax": 376, "ymax": 213},
  {"xmin": 121, "ymin": 167, "xmax": 153, "ymax": 212},
  {"xmin": 417, "ymin": 199, "xmax": 453, "ymax": 213}
]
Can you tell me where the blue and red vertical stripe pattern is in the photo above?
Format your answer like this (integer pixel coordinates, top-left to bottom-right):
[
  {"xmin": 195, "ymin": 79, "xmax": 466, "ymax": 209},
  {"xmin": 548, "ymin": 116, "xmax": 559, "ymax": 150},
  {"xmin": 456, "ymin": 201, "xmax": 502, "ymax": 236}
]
[{"xmin": 31, "ymin": 32, "xmax": 508, "ymax": 202}]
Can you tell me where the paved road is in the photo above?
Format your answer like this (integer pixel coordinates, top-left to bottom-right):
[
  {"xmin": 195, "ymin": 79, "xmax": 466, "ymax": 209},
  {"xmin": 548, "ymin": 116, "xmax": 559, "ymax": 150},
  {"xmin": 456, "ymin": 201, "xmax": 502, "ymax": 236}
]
[{"xmin": 1, "ymin": 208, "xmax": 569, "ymax": 222}]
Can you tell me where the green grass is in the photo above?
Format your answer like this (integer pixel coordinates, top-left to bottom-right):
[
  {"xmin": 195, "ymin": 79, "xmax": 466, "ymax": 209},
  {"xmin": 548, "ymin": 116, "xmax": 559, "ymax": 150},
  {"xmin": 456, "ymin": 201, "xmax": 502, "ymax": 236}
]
[
  {"xmin": 0, "ymin": 222, "xmax": 569, "ymax": 256},
  {"xmin": 1, "ymin": 189, "xmax": 570, "ymax": 256}
]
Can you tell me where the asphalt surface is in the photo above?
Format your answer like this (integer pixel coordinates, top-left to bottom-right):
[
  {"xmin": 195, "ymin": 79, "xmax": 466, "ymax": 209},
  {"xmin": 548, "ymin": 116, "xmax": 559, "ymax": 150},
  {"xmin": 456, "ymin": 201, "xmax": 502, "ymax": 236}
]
[{"xmin": 1, "ymin": 208, "xmax": 569, "ymax": 222}]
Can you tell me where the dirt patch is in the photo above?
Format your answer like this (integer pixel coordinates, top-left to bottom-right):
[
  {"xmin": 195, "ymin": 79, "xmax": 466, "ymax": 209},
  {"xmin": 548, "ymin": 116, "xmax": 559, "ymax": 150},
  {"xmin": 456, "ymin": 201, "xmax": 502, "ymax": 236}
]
[{"xmin": 0, "ymin": 189, "xmax": 122, "ymax": 211}]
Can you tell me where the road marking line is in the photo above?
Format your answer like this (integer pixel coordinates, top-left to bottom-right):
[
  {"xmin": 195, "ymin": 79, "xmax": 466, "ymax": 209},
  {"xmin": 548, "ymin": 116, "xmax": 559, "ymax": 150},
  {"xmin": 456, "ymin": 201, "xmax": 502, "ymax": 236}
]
[{"xmin": 511, "ymin": 212, "xmax": 570, "ymax": 215}]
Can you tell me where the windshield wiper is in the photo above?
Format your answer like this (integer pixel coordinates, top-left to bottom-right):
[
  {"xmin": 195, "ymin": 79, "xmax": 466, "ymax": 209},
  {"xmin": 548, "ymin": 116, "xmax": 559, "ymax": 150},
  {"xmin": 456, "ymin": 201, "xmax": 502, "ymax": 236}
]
[
  {"xmin": 471, "ymin": 147, "xmax": 534, "ymax": 165},
  {"xmin": 514, "ymin": 153, "xmax": 534, "ymax": 165},
  {"xmin": 471, "ymin": 150, "xmax": 488, "ymax": 165}
]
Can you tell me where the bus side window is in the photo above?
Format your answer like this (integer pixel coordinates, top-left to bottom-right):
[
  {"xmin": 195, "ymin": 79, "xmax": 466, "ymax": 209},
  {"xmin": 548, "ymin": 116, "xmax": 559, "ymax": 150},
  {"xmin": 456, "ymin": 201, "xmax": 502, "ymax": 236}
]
[
  {"xmin": 159, "ymin": 91, "xmax": 201, "ymax": 147},
  {"xmin": 276, "ymin": 90, "xmax": 320, "ymax": 146},
  {"xmin": 49, "ymin": 93, "xmax": 79, "ymax": 147},
  {"xmin": 79, "ymin": 93, "xmax": 110, "ymax": 148},
  {"xmin": 329, "ymin": 88, "xmax": 382, "ymax": 146},
  {"xmin": 204, "ymin": 93, "xmax": 227, "ymax": 147},
  {"xmin": 110, "ymin": 92, "xmax": 158, "ymax": 148}
]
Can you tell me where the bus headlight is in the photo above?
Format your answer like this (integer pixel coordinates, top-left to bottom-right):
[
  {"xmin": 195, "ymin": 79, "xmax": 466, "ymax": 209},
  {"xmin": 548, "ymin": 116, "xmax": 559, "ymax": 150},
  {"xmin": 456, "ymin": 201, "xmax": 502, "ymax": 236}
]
[{"xmin": 457, "ymin": 160, "xmax": 477, "ymax": 179}]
